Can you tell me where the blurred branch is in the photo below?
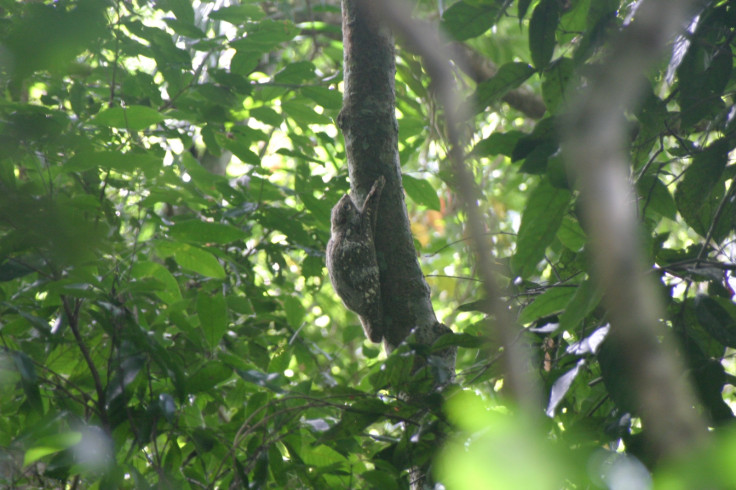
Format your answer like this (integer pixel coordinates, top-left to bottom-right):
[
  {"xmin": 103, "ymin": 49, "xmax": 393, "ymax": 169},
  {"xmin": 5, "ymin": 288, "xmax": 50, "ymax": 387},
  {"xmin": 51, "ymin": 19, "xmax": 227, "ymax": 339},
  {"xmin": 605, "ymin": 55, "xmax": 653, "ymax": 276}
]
[
  {"xmin": 371, "ymin": 0, "xmax": 541, "ymax": 414},
  {"xmin": 562, "ymin": 0, "xmax": 707, "ymax": 460}
]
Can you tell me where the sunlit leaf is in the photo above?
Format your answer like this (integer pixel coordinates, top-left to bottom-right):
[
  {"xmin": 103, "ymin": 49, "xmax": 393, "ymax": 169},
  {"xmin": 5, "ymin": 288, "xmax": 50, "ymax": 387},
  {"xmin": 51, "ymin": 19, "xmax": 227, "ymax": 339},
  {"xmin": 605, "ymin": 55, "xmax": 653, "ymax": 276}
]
[
  {"xmin": 402, "ymin": 174, "xmax": 440, "ymax": 210},
  {"xmin": 197, "ymin": 291, "xmax": 228, "ymax": 348},
  {"xmin": 91, "ymin": 106, "xmax": 165, "ymax": 131},
  {"xmin": 512, "ymin": 180, "xmax": 571, "ymax": 279}
]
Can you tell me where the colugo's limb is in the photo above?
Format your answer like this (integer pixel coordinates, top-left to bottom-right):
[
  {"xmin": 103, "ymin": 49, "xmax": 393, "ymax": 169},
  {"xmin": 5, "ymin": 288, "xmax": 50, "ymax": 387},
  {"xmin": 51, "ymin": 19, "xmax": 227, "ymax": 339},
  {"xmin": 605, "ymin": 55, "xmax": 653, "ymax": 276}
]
[{"xmin": 326, "ymin": 176, "xmax": 385, "ymax": 342}]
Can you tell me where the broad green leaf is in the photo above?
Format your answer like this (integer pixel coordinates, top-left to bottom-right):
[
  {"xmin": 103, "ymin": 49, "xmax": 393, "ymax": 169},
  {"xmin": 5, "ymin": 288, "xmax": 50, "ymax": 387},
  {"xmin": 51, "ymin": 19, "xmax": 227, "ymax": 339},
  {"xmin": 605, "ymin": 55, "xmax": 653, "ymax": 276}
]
[
  {"xmin": 678, "ymin": 44, "xmax": 732, "ymax": 128},
  {"xmin": 402, "ymin": 174, "xmax": 440, "ymax": 210},
  {"xmin": 637, "ymin": 175, "xmax": 677, "ymax": 220},
  {"xmin": 174, "ymin": 244, "xmax": 226, "ymax": 279},
  {"xmin": 299, "ymin": 444, "xmax": 347, "ymax": 467},
  {"xmin": 559, "ymin": 279, "xmax": 602, "ymax": 332},
  {"xmin": 519, "ymin": 286, "xmax": 577, "ymax": 324},
  {"xmin": 209, "ymin": 4, "xmax": 264, "ymax": 24},
  {"xmin": 0, "ymin": 260, "xmax": 35, "ymax": 281},
  {"xmin": 250, "ymin": 106, "xmax": 283, "ymax": 126},
  {"xmin": 169, "ymin": 220, "xmax": 248, "ymax": 244},
  {"xmin": 541, "ymin": 57, "xmax": 574, "ymax": 114},
  {"xmin": 23, "ymin": 432, "xmax": 82, "ymax": 467},
  {"xmin": 441, "ymin": 1, "xmax": 499, "ymax": 41},
  {"xmin": 11, "ymin": 350, "xmax": 37, "ymax": 381},
  {"xmin": 512, "ymin": 180, "xmax": 571, "ymax": 278},
  {"xmin": 362, "ymin": 470, "xmax": 400, "ymax": 490},
  {"xmin": 300, "ymin": 86, "xmax": 342, "ymax": 111},
  {"xmin": 163, "ymin": 19, "xmax": 205, "ymax": 39},
  {"xmin": 511, "ymin": 117, "xmax": 557, "ymax": 162},
  {"xmin": 556, "ymin": 216, "xmax": 586, "ymax": 252},
  {"xmin": 230, "ymin": 50, "xmax": 260, "ymax": 75},
  {"xmin": 283, "ymin": 295, "xmax": 306, "ymax": 328},
  {"xmin": 695, "ymin": 296, "xmax": 736, "ymax": 348},
  {"xmin": 518, "ymin": 142, "xmax": 556, "ymax": 174},
  {"xmin": 322, "ymin": 398, "xmax": 386, "ymax": 440},
  {"xmin": 675, "ymin": 139, "xmax": 728, "ymax": 237},
  {"xmin": 188, "ymin": 362, "xmax": 232, "ymax": 393},
  {"xmin": 475, "ymin": 62, "xmax": 535, "ymax": 111},
  {"xmin": 281, "ymin": 101, "xmax": 332, "ymax": 125},
  {"xmin": 179, "ymin": 151, "xmax": 229, "ymax": 190},
  {"xmin": 431, "ymin": 332, "xmax": 484, "ymax": 350},
  {"xmin": 529, "ymin": 0, "xmax": 560, "ymax": 71},
  {"xmin": 274, "ymin": 61, "xmax": 316, "ymax": 84},
  {"xmin": 197, "ymin": 291, "xmax": 228, "ymax": 348},
  {"xmin": 471, "ymin": 131, "xmax": 524, "ymax": 158},
  {"xmin": 159, "ymin": 0, "xmax": 195, "ymax": 23},
  {"xmin": 65, "ymin": 150, "xmax": 161, "ymax": 176},
  {"xmin": 91, "ymin": 106, "xmax": 165, "ymax": 131},
  {"xmin": 229, "ymin": 20, "xmax": 299, "ymax": 54},
  {"xmin": 222, "ymin": 135, "xmax": 261, "ymax": 165}
]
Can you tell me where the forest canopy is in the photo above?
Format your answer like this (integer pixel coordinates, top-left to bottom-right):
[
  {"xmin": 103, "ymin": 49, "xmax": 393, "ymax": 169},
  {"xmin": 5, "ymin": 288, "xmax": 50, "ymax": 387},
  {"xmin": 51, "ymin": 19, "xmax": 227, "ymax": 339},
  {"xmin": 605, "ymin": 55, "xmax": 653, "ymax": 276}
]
[{"xmin": 1, "ymin": 0, "xmax": 736, "ymax": 488}]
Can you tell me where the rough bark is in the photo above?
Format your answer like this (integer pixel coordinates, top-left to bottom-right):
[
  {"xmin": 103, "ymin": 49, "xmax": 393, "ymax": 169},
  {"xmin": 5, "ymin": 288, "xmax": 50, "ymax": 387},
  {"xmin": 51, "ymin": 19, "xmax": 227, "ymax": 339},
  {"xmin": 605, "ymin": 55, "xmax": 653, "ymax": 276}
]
[{"xmin": 339, "ymin": 0, "xmax": 443, "ymax": 350}]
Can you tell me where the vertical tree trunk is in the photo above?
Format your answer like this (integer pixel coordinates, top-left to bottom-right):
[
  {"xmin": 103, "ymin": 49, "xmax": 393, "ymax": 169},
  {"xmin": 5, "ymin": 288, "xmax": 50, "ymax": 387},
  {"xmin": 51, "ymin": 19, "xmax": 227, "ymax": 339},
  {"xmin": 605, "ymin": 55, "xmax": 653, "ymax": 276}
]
[
  {"xmin": 339, "ymin": 2, "xmax": 455, "ymax": 487},
  {"xmin": 339, "ymin": 0, "xmax": 446, "ymax": 351}
]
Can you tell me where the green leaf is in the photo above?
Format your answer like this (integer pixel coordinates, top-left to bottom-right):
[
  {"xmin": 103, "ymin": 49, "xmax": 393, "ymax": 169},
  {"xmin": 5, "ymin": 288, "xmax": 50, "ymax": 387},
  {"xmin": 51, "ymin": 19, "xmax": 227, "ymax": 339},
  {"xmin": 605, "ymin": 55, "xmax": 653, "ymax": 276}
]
[
  {"xmin": 529, "ymin": 0, "xmax": 560, "ymax": 70},
  {"xmin": 274, "ymin": 61, "xmax": 316, "ymax": 84},
  {"xmin": 556, "ymin": 216, "xmax": 586, "ymax": 252},
  {"xmin": 541, "ymin": 57, "xmax": 574, "ymax": 114},
  {"xmin": 402, "ymin": 174, "xmax": 440, "ymax": 210},
  {"xmin": 475, "ymin": 63, "xmax": 536, "ymax": 111},
  {"xmin": 23, "ymin": 433, "xmax": 82, "ymax": 467},
  {"xmin": 637, "ymin": 175, "xmax": 677, "ymax": 220},
  {"xmin": 250, "ymin": 106, "xmax": 283, "ymax": 126},
  {"xmin": 441, "ymin": 1, "xmax": 499, "ymax": 41},
  {"xmin": 66, "ymin": 150, "xmax": 161, "ymax": 176},
  {"xmin": 300, "ymin": 86, "xmax": 342, "ymax": 111},
  {"xmin": 431, "ymin": 332, "xmax": 484, "ymax": 350},
  {"xmin": 559, "ymin": 279, "xmax": 602, "ymax": 332},
  {"xmin": 519, "ymin": 286, "xmax": 577, "ymax": 324},
  {"xmin": 230, "ymin": 20, "xmax": 299, "ymax": 54},
  {"xmin": 130, "ymin": 261, "xmax": 182, "ymax": 304},
  {"xmin": 163, "ymin": 19, "xmax": 205, "ymax": 39},
  {"xmin": 209, "ymin": 4, "xmax": 264, "ymax": 24},
  {"xmin": 678, "ymin": 44, "xmax": 732, "ymax": 128},
  {"xmin": 284, "ymin": 295, "xmax": 306, "ymax": 328},
  {"xmin": 511, "ymin": 180, "xmax": 571, "ymax": 278},
  {"xmin": 281, "ymin": 101, "xmax": 332, "ymax": 125},
  {"xmin": 695, "ymin": 296, "xmax": 736, "ymax": 348},
  {"xmin": 471, "ymin": 131, "xmax": 524, "ymax": 158},
  {"xmin": 188, "ymin": 362, "xmax": 232, "ymax": 393},
  {"xmin": 169, "ymin": 220, "xmax": 248, "ymax": 244},
  {"xmin": 0, "ymin": 259, "xmax": 35, "ymax": 281},
  {"xmin": 674, "ymin": 139, "xmax": 728, "ymax": 237},
  {"xmin": 173, "ymin": 244, "xmax": 226, "ymax": 279},
  {"xmin": 91, "ymin": 106, "xmax": 165, "ymax": 131},
  {"xmin": 197, "ymin": 291, "xmax": 228, "ymax": 348},
  {"xmin": 518, "ymin": 142, "xmax": 556, "ymax": 174}
]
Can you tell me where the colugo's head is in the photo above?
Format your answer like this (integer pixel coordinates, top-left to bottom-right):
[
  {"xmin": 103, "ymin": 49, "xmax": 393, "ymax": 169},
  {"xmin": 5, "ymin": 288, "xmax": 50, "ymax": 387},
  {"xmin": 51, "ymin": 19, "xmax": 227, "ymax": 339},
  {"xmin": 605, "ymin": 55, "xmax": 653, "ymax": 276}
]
[{"xmin": 330, "ymin": 194, "xmax": 360, "ymax": 232}]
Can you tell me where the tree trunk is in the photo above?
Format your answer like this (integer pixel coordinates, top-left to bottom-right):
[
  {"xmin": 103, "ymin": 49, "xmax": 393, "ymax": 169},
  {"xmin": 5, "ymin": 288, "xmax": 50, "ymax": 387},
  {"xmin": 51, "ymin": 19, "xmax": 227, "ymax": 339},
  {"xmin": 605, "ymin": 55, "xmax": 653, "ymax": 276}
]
[{"xmin": 338, "ymin": 0, "xmax": 446, "ymax": 351}]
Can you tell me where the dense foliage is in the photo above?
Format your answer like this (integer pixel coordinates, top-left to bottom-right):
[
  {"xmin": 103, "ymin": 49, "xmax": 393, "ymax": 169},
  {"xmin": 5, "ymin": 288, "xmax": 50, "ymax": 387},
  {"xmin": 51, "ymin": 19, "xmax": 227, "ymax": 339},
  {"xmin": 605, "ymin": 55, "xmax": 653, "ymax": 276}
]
[{"xmin": 1, "ymin": 0, "xmax": 735, "ymax": 488}]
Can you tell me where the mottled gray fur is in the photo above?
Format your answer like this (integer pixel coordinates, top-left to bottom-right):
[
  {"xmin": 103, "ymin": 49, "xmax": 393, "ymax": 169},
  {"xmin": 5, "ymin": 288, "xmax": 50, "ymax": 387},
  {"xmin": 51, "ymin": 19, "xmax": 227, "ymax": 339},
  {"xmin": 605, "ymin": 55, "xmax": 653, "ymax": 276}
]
[{"xmin": 326, "ymin": 176, "xmax": 385, "ymax": 342}]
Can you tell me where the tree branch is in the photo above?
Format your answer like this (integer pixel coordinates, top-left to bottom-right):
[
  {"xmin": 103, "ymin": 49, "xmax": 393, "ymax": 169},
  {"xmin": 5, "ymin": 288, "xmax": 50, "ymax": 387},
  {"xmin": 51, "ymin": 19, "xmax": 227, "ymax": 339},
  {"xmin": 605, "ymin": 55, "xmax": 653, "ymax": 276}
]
[{"xmin": 562, "ymin": 0, "xmax": 707, "ymax": 460}]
